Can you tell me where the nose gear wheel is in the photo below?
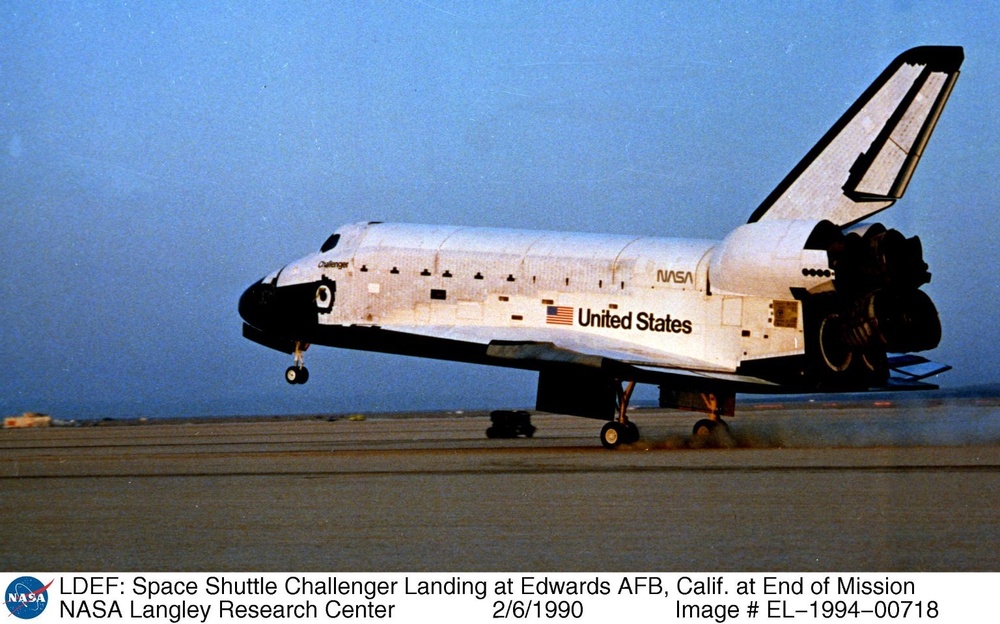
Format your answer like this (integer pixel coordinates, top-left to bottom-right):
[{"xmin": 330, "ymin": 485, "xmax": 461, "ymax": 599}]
[{"xmin": 285, "ymin": 342, "xmax": 310, "ymax": 385}]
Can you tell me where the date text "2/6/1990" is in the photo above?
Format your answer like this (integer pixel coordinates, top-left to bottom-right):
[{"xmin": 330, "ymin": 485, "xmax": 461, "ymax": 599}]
[{"xmin": 493, "ymin": 600, "xmax": 583, "ymax": 619}]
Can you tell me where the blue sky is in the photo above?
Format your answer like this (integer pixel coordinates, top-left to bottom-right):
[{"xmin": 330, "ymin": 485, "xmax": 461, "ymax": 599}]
[{"xmin": 1, "ymin": 2, "xmax": 997, "ymax": 418}]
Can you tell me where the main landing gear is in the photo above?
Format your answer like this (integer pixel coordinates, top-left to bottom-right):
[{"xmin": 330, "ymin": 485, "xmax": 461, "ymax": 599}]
[
  {"xmin": 285, "ymin": 342, "xmax": 310, "ymax": 385},
  {"xmin": 598, "ymin": 385, "xmax": 736, "ymax": 449},
  {"xmin": 600, "ymin": 380, "xmax": 640, "ymax": 449},
  {"xmin": 692, "ymin": 417, "xmax": 734, "ymax": 447}
]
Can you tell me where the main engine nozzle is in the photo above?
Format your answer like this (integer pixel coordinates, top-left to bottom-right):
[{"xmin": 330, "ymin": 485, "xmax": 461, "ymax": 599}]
[
  {"xmin": 832, "ymin": 225, "xmax": 931, "ymax": 295},
  {"xmin": 838, "ymin": 288, "xmax": 942, "ymax": 354}
]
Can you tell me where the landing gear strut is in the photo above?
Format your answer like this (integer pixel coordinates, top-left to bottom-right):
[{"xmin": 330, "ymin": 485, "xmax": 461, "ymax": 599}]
[
  {"xmin": 600, "ymin": 380, "xmax": 640, "ymax": 449},
  {"xmin": 285, "ymin": 342, "xmax": 310, "ymax": 385}
]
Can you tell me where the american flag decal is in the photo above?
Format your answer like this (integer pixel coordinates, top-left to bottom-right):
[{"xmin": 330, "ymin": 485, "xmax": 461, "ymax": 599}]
[{"xmin": 546, "ymin": 305, "xmax": 574, "ymax": 326}]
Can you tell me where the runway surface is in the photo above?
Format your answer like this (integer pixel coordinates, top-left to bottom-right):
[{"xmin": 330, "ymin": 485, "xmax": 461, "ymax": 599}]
[{"xmin": 2, "ymin": 399, "xmax": 998, "ymax": 571}]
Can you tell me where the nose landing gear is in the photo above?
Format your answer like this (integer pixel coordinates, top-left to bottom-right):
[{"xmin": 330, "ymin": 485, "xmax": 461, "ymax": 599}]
[{"xmin": 285, "ymin": 342, "xmax": 310, "ymax": 385}]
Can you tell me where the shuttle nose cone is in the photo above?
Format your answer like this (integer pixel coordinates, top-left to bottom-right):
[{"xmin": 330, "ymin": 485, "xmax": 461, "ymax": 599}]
[
  {"xmin": 239, "ymin": 275, "xmax": 320, "ymax": 345},
  {"xmin": 238, "ymin": 279, "xmax": 273, "ymax": 330}
]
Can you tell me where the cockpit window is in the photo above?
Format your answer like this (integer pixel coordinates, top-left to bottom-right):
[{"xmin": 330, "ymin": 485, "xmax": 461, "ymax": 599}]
[{"xmin": 320, "ymin": 233, "xmax": 341, "ymax": 253}]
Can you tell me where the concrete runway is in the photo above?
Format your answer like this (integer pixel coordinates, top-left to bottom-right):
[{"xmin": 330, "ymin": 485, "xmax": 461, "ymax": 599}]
[{"xmin": 1, "ymin": 399, "xmax": 998, "ymax": 571}]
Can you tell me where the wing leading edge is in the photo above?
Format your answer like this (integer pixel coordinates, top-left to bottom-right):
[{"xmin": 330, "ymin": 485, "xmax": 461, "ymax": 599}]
[{"xmin": 748, "ymin": 46, "xmax": 963, "ymax": 227}]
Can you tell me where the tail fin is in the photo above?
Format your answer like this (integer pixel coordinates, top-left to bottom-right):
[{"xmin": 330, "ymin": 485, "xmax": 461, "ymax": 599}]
[{"xmin": 748, "ymin": 46, "xmax": 963, "ymax": 227}]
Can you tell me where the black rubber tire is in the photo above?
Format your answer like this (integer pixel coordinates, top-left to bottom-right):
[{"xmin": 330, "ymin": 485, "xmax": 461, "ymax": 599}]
[
  {"xmin": 693, "ymin": 418, "xmax": 717, "ymax": 437},
  {"xmin": 285, "ymin": 366, "xmax": 309, "ymax": 385},
  {"xmin": 692, "ymin": 418, "xmax": 735, "ymax": 448},
  {"xmin": 601, "ymin": 421, "xmax": 624, "ymax": 449},
  {"xmin": 624, "ymin": 421, "xmax": 640, "ymax": 444}
]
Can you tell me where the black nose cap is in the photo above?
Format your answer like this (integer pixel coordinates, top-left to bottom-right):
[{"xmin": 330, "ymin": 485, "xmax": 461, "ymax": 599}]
[{"xmin": 238, "ymin": 279, "xmax": 271, "ymax": 329}]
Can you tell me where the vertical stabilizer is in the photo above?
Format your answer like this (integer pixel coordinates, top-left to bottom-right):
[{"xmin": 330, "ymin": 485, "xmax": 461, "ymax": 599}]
[{"xmin": 748, "ymin": 46, "xmax": 963, "ymax": 227}]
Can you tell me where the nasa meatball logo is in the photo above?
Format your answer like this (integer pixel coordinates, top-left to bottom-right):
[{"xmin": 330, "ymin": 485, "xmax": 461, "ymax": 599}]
[{"xmin": 5, "ymin": 577, "xmax": 52, "ymax": 619}]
